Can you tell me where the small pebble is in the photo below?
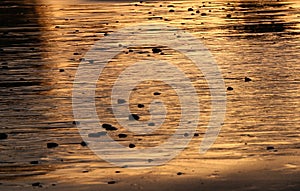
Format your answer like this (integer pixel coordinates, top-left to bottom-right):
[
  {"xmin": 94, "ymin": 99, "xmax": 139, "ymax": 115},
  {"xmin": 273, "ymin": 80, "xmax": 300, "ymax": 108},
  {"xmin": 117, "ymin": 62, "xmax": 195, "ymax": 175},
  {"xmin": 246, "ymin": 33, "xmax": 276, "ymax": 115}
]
[
  {"xmin": 167, "ymin": 5, "xmax": 174, "ymax": 7},
  {"xmin": 102, "ymin": 124, "xmax": 118, "ymax": 131},
  {"xmin": 115, "ymin": 171, "xmax": 121, "ymax": 173},
  {"xmin": 196, "ymin": 10, "xmax": 200, "ymax": 13},
  {"xmin": 129, "ymin": 143, "xmax": 136, "ymax": 148},
  {"xmin": 59, "ymin": 68, "xmax": 64, "ymax": 72},
  {"xmin": 47, "ymin": 142, "xmax": 59, "ymax": 149},
  {"xmin": 32, "ymin": 182, "xmax": 42, "ymax": 187},
  {"xmin": 72, "ymin": 121, "xmax": 80, "ymax": 125},
  {"xmin": 152, "ymin": 47, "xmax": 162, "ymax": 53},
  {"xmin": 88, "ymin": 132, "xmax": 107, "ymax": 137},
  {"xmin": 0, "ymin": 133, "xmax": 8, "ymax": 140},
  {"xmin": 148, "ymin": 159, "xmax": 153, "ymax": 163},
  {"xmin": 227, "ymin": 87, "xmax": 233, "ymax": 91},
  {"xmin": 107, "ymin": 180, "xmax": 116, "ymax": 184},
  {"xmin": 194, "ymin": 133, "xmax": 199, "ymax": 137},
  {"xmin": 153, "ymin": 92, "xmax": 161, "ymax": 95},
  {"xmin": 117, "ymin": 99, "xmax": 126, "ymax": 104},
  {"xmin": 267, "ymin": 146, "xmax": 275, "ymax": 150},
  {"xmin": 188, "ymin": 8, "xmax": 193, "ymax": 11},
  {"xmin": 137, "ymin": 104, "xmax": 144, "ymax": 108},
  {"xmin": 245, "ymin": 77, "xmax": 252, "ymax": 82},
  {"xmin": 201, "ymin": 13, "xmax": 207, "ymax": 16},
  {"xmin": 177, "ymin": 172, "xmax": 183, "ymax": 175},
  {"xmin": 169, "ymin": 9, "xmax": 175, "ymax": 12},
  {"xmin": 226, "ymin": 14, "xmax": 232, "ymax": 18},
  {"xmin": 80, "ymin": 141, "xmax": 87, "ymax": 146},
  {"xmin": 148, "ymin": 122, "xmax": 155, "ymax": 126},
  {"xmin": 118, "ymin": 133, "xmax": 127, "ymax": 138},
  {"xmin": 30, "ymin": 161, "xmax": 39, "ymax": 165},
  {"xmin": 184, "ymin": 133, "xmax": 189, "ymax": 137},
  {"xmin": 129, "ymin": 114, "xmax": 140, "ymax": 120}
]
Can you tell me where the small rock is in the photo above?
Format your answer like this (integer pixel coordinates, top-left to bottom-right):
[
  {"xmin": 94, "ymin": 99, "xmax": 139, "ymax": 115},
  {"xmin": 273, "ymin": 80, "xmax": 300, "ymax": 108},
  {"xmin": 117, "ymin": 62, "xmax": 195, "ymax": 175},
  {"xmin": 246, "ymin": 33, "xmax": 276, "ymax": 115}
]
[
  {"xmin": 32, "ymin": 182, "xmax": 42, "ymax": 187},
  {"xmin": 148, "ymin": 159, "xmax": 153, "ymax": 163},
  {"xmin": 152, "ymin": 47, "xmax": 162, "ymax": 53},
  {"xmin": 194, "ymin": 133, "xmax": 199, "ymax": 137},
  {"xmin": 177, "ymin": 172, "xmax": 183, "ymax": 175},
  {"xmin": 167, "ymin": 5, "xmax": 174, "ymax": 7},
  {"xmin": 267, "ymin": 146, "xmax": 275, "ymax": 150},
  {"xmin": 169, "ymin": 9, "xmax": 175, "ymax": 12},
  {"xmin": 129, "ymin": 143, "xmax": 136, "ymax": 148},
  {"xmin": 196, "ymin": 10, "xmax": 200, "ymax": 13},
  {"xmin": 88, "ymin": 132, "xmax": 107, "ymax": 137},
  {"xmin": 129, "ymin": 114, "xmax": 140, "ymax": 121},
  {"xmin": 117, "ymin": 99, "xmax": 126, "ymax": 104},
  {"xmin": 30, "ymin": 161, "xmax": 39, "ymax": 165},
  {"xmin": 73, "ymin": 52, "xmax": 79, "ymax": 55},
  {"xmin": 80, "ymin": 141, "xmax": 87, "ymax": 146},
  {"xmin": 245, "ymin": 77, "xmax": 252, "ymax": 82},
  {"xmin": 227, "ymin": 87, "xmax": 233, "ymax": 91},
  {"xmin": 102, "ymin": 124, "xmax": 118, "ymax": 131},
  {"xmin": 184, "ymin": 133, "xmax": 189, "ymax": 137},
  {"xmin": 226, "ymin": 14, "xmax": 232, "ymax": 18},
  {"xmin": 107, "ymin": 180, "xmax": 116, "ymax": 184},
  {"xmin": 115, "ymin": 170, "xmax": 121, "ymax": 173},
  {"xmin": 72, "ymin": 121, "xmax": 80, "ymax": 125},
  {"xmin": 137, "ymin": 104, "xmax": 144, "ymax": 108},
  {"xmin": 0, "ymin": 133, "xmax": 8, "ymax": 140},
  {"xmin": 153, "ymin": 92, "xmax": 161, "ymax": 95},
  {"xmin": 47, "ymin": 142, "xmax": 59, "ymax": 149},
  {"xmin": 201, "ymin": 13, "xmax": 207, "ymax": 16},
  {"xmin": 148, "ymin": 122, "xmax": 155, "ymax": 126},
  {"xmin": 188, "ymin": 8, "xmax": 193, "ymax": 11},
  {"xmin": 59, "ymin": 68, "xmax": 64, "ymax": 72},
  {"xmin": 118, "ymin": 133, "xmax": 127, "ymax": 138}
]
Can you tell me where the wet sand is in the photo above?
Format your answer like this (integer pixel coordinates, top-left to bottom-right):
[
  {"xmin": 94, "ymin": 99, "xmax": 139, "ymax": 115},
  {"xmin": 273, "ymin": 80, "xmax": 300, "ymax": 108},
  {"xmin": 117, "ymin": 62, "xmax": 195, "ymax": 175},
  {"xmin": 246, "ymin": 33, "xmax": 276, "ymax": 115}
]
[{"xmin": 0, "ymin": 0, "xmax": 299, "ymax": 190}]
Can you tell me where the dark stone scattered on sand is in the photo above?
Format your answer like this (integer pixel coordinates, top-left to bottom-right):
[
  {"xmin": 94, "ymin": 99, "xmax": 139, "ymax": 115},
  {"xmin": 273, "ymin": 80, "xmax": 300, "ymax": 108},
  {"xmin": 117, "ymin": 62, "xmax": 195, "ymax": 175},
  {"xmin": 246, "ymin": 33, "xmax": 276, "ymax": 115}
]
[
  {"xmin": 194, "ymin": 133, "xmax": 199, "ymax": 137},
  {"xmin": 102, "ymin": 124, "xmax": 118, "ymax": 131},
  {"xmin": 47, "ymin": 142, "xmax": 59, "ymax": 149},
  {"xmin": 32, "ymin": 182, "xmax": 42, "ymax": 187},
  {"xmin": 196, "ymin": 10, "xmax": 200, "ymax": 13},
  {"xmin": 167, "ymin": 5, "xmax": 174, "ymax": 7},
  {"xmin": 118, "ymin": 133, "xmax": 127, "ymax": 138},
  {"xmin": 153, "ymin": 92, "xmax": 161, "ymax": 95},
  {"xmin": 226, "ymin": 14, "xmax": 232, "ymax": 18},
  {"xmin": 129, "ymin": 143, "xmax": 136, "ymax": 148},
  {"xmin": 107, "ymin": 181, "xmax": 116, "ymax": 184},
  {"xmin": 245, "ymin": 77, "xmax": 252, "ymax": 82},
  {"xmin": 152, "ymin": 47, "xmax": 162, "ymax": 53},
  {"xmin": 148, "ymin": 159, "xmax": 154, "ymax": 163},
  {"xmin": 115, "ymin": 171, "xmax": 121, "ymax": 173},
  {"xmin": 80, "ymin": 141, "xmax": 87, "ymax": 146},
  {"xmin": 201, "ymin": 13, "xmax": 207, "ymax": 16},
  {"xmin": 184, "ymin": 133, "xmax": 189, "ymax": 137},
  {"xmin": 177, "ymin": 172, "xmax": 183, "ymax": 175},
  {"xmin": 129, "ymin": 114, "xmax": 140, "ymax": 121},
  {"xmin": 72, "ymin": 121, "xmax": 80, "ymax": 125},
  {"xmin": 0, "ymin": 133, "xmax": 8, "ymax": 140},
  {"xmin": 30, "ymin": 161, "xmax": 39, "ymax": 165},
  {"xmin": 169, "ymin": 9, "xmax": 175, "ymax": 12},
  {"xmin": 267, "ymin": 146, "xmax": 275, "ymax": 150},
  {"xmin": 52, "ymin": 183, "xmax": 56, "ymax": 186},
  {"xmin": 188, "ymin": 8, "xmax": 193, "ymax": 11},
  {"xmin": 148, "ymin": 122, "xmax": 155, "ymax": 126},
  {"xmin": 117, "ymin": 99, "xmax": 126, "ymax": 104},
  {"xmin": 227, "ymin": 87, "xmax": 234, "ymax": 91},
  {"xmin": 59, "ymin": 68, "xmax": 64, "ymax": 72},
  {"xmin": 82, "ymin": 170, "xmax": 89, "ymax": 173},
  {"xmin": 55, "ymin": 26, "xmax": 60, "ymax": 28},
  {"xmin": 129, "ymin": 49, "xmax": 133, "ymax": 52},
  {"xmin": 74, "ymin": 52, "xmax": 79, "ymax": 55},
  {"xmin": 88, "ymin": 132, "xmax": 107, "ymax": 137},
  {"xmin": 137, "ymin": 104, "xmax": 144, "ymax": 108}
]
